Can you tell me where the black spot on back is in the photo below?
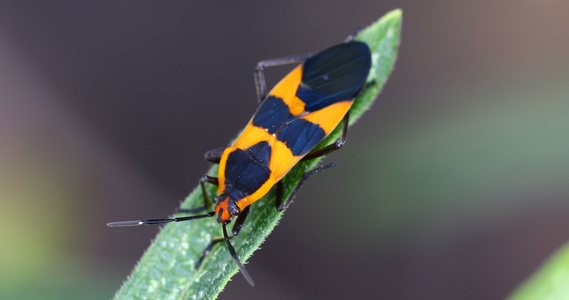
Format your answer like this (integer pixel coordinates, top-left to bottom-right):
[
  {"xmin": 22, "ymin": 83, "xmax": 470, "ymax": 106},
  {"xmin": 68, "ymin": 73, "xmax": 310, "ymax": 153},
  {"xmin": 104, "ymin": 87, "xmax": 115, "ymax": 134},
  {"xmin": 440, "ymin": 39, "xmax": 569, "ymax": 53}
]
[{"xmin": 224, "ymin": 141, "xmax": 272, "ymax": 200}]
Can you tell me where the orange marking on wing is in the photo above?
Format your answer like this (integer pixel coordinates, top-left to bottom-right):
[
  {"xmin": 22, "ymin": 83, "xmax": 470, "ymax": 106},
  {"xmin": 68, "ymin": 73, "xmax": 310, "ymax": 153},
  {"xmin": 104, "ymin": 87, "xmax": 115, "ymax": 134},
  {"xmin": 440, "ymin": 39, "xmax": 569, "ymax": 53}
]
[
  {"xmin": 232, "ymin": 124, "xmax": 275, "ymax": 149},
  {"xmin": 270, "ymin": 140, "xmax": 302, "ymax": 182},
  {"xmin": 268, "ymin": 66, "xmax": 306, "ymax": 116},
  {"xmin": 217, "ymin": 146, "xmax": 234, "ymax": 194},
  {"xmin": 301, "ymin": 100, "xmax": 353, "ymax": 134},
  {"xmin": 270, "ymin": 101, "xmax": 353, "ymax": 181}
]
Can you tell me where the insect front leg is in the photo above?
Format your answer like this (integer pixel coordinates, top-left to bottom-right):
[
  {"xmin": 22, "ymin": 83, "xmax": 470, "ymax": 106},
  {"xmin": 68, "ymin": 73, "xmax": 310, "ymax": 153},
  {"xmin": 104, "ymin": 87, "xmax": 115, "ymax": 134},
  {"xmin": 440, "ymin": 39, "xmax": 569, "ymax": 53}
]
[
  {"xmin": 177, "ymin": 175, "xmax": 218, "ymax": 214},
  {"xmin": 254, "ymin": 53, "xmax": 313, "ymax": 103},
  {"xmin": 195, "ymin": 205, "xmax": 251, "ymax": 268},
  {"xmin": 176, "ymin": 146, "xmax": 227, "ymax": 213}
]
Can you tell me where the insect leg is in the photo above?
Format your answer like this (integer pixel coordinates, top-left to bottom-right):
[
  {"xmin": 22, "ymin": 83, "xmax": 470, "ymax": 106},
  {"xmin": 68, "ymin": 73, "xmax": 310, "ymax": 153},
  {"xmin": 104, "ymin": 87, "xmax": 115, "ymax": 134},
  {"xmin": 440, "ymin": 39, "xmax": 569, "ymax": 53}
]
[
  {"xmin": 229, "ymin": 205, "xmax": 251, "ymax": 237},
  {"xmin": 254, "ymin": 53, "xmax": 313, "ymax": 103},
  {"xmin": 204, "ymin": 147, "xmax": 226, "ymax": 164},
  {"xmin": 345, "ymin": 27, "xmax": 364, "ymax": 42},
  {"xmin": 195, "ymin": 206, "xmax": 251, "ymax": 267},
  {"xmin": 302, "ymin": 113, "xmax": 350, "ymax": 161},
  {"xmin": 275, "ymin": 162, "xmax": 337, "ymax": 211},
  {"xmin": 175, "ymin": 147, "xmax": 226, "ymax": 214},
  {"xmin": 176, "ymin": 175, "xmax": 218, "ymax": 214}
]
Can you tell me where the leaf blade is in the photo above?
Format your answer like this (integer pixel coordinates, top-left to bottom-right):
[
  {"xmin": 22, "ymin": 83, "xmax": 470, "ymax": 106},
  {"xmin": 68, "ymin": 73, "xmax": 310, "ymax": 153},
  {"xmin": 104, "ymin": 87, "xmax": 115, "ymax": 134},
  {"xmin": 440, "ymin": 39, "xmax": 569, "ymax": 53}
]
[{"xmin": 507, "ymin": 241, "xmax": 569, "ymax": 300}]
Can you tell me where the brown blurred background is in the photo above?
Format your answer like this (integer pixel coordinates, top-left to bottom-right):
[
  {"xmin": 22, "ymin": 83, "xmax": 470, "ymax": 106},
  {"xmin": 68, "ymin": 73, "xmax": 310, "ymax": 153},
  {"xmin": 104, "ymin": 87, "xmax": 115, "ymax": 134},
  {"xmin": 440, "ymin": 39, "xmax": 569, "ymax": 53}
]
[{"xmin": 1, "ymin": 2, "xmax": 568, "ymax": 299}]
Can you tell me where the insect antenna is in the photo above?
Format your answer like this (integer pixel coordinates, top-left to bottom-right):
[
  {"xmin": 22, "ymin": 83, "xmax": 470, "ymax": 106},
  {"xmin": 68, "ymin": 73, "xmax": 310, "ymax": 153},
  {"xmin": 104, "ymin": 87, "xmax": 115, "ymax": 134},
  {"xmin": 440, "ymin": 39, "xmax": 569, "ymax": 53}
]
[
  {"xmin": 106, "ymin": 211, "xmax": 215, "ymax": 227},
  {"xmin": 222, "ymin": 222, "xmax": 255, "ymax": 287}
]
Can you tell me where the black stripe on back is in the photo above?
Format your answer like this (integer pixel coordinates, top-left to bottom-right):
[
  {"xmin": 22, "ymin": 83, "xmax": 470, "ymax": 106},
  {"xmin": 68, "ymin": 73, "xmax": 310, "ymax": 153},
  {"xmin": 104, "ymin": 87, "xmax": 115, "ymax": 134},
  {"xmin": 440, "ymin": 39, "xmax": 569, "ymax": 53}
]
[
  {"xmin": 252, "ymin": 96, "xmax": 291, "ymax": 134},
  {"xmin": 277, "ymin": 118, "xmax": 326, "ymax": 156}
]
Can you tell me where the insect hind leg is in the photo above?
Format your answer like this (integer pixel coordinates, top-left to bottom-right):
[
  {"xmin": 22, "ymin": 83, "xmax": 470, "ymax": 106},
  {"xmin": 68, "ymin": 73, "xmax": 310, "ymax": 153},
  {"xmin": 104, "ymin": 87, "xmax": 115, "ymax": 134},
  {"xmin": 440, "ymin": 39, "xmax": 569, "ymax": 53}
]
[
  {"xmin": 345, "ymin": 27, "xmax": 365, "ymax": 42},
  {"xmin": 254, "ymin": 53, "xmax": 313, "ymax": 103}
]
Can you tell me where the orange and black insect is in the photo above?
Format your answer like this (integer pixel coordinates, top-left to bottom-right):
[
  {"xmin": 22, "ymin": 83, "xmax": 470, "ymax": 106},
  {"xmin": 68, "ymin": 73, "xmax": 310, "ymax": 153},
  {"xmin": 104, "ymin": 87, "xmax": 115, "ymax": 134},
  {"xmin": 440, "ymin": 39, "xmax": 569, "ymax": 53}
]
[{"xmin": 108, "ymin": 38, "xmax": 372, "ymax": 286}]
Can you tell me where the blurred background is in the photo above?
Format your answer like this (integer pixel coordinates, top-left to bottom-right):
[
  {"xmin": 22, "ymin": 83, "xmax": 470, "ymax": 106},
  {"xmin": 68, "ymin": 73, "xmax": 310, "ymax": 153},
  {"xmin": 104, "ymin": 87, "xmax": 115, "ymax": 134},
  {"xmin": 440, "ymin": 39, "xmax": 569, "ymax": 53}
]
[{"xmin": 0, "ymin": 1, "xmax": 568, "ymax": 299}]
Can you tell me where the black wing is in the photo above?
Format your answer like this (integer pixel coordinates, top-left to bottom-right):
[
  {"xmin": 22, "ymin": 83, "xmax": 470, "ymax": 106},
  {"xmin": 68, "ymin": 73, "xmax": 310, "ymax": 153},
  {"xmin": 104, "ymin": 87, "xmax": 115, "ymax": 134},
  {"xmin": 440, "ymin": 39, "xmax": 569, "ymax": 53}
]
[{"xmin": 297, "ymin": 41, "xmax": 372, "ymax": 112}]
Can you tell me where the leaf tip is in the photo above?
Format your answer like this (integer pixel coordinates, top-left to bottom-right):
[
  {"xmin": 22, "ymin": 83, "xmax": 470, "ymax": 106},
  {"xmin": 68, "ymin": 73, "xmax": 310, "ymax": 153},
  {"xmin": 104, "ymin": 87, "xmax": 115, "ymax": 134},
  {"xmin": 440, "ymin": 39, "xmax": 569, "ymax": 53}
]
[{"xmin": 383, "ymin": 8, "xmax": 403, "ymax": 22}]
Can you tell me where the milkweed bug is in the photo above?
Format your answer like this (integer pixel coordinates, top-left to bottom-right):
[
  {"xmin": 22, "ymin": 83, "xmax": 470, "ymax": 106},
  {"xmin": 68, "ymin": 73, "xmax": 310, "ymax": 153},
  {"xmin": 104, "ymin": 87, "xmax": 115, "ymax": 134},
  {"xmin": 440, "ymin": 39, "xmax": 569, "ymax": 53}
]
[{"xmin": 108, "ymin": 36, "xmax": 372, "ymax": 287}]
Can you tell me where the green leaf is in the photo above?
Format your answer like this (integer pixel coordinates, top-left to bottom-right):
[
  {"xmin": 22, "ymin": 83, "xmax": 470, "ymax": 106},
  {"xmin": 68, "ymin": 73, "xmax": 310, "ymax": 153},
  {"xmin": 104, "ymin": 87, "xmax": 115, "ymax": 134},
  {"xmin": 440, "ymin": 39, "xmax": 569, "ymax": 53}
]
[
  {"xmin": 507, "ymin": 241, "xmax": 569, "ymax": 300},
  {"xmin": 113, "ymin": 9, "xmax": 402, "ymax": 300}
]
